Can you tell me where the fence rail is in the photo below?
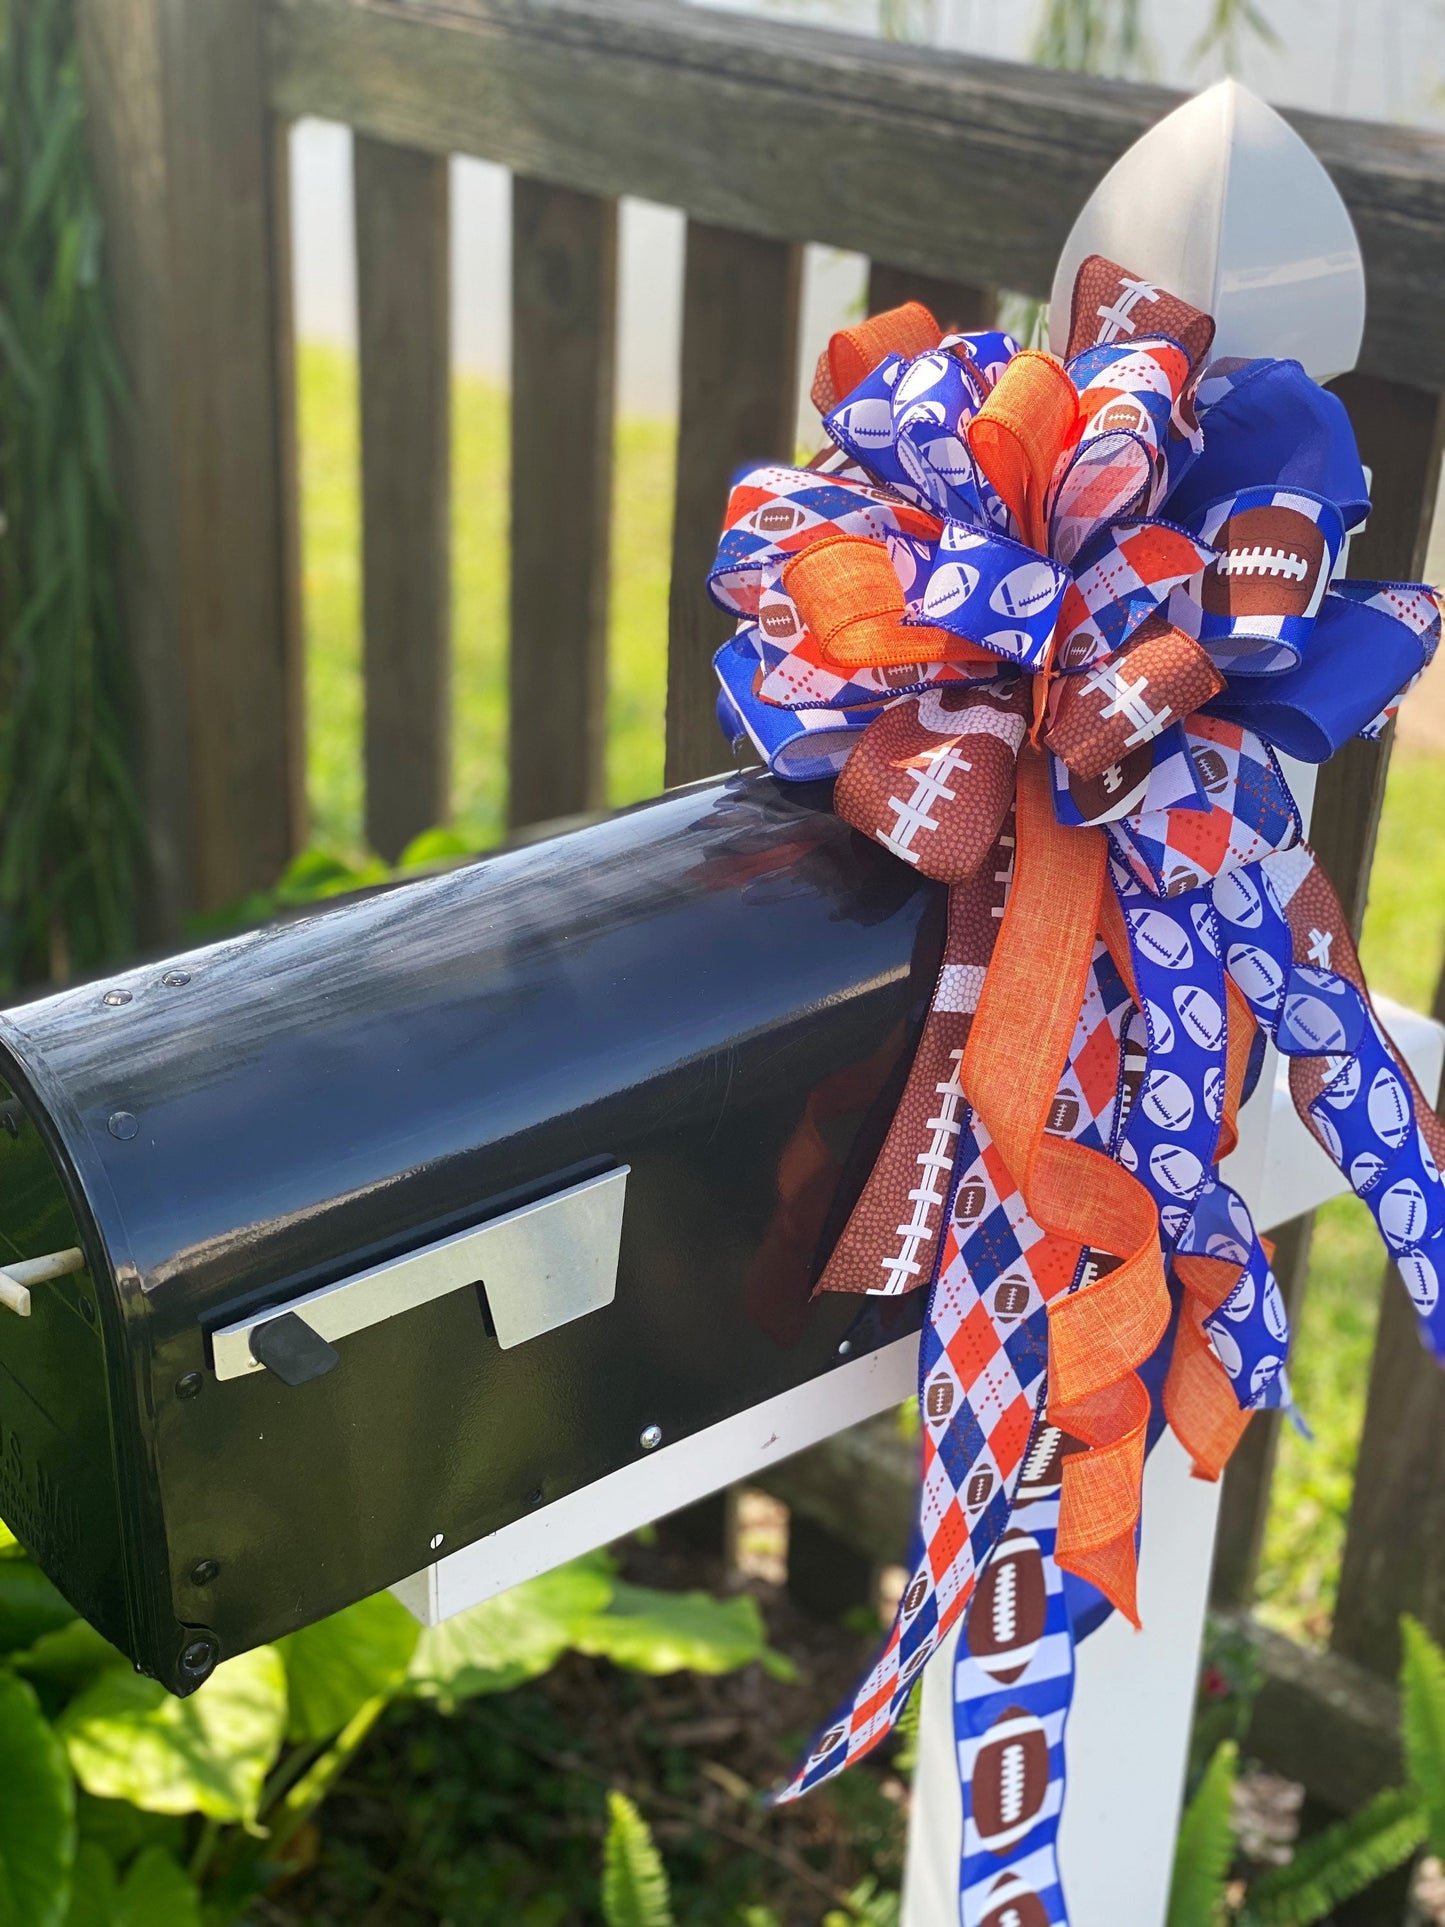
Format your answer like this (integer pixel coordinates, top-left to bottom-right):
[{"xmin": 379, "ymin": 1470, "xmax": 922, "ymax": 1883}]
[{"xmin": 79, "ymin": 0, "xmax": 1445, "ymax": 1819}]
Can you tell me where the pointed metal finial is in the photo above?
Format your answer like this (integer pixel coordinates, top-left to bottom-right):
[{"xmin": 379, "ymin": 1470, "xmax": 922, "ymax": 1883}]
[{"xmin": 1048, "ymin": 79, "xmax": 1365, "ymax": 380}]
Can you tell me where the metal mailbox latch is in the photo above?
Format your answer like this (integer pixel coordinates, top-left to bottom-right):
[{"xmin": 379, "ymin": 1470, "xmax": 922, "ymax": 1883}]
[{"xmin": 211, "ymin": 1165, "xmax": 629, "ymax": 1383}]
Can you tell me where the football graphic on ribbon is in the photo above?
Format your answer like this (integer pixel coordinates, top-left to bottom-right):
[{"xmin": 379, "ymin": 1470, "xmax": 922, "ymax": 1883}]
[{"xmin": 702, "ymin": 79, "xmax": 1444, "ymax": 1927}]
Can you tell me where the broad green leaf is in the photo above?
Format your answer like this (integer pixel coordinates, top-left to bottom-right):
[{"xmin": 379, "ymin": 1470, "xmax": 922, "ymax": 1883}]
[
  {"xmin": 575, "ymin": 1583, "xmax": 767, "ymax": 1676},
  {"xmin": 0, "ymin": 1668, "xmax": 76, "ymax": 1927},
  {"xmin": 600, "ymin": 1791, "xmax": 673, "ymax": 1927},
  {"xmin": 0, "ymin": 1521, "xmax": 18, "ymax": 1557},
  {"xmin": 1401, "ymin": 1613, "xmax": 1445, "ymax": 1856},
  {"xmin": 0, "ymin": 1561, "xmax": 77, "ymax": 1654},
  {"xmin": 408, "ymin": 1557, "xmax": 613, "ymax": 1707},
  {"xmin": 279, "ymin": 1592, "xmax": 420, "ymax": 1742},
  {"xmin": 274, "ymin": 847, "xmax": 361, "ymax": 898},
  {"xmin": 395, "ymin": 826, "xmax": 475, "ymax": 870},
  {"xmin": 15, "ymin": 1620, "xmax": 127, "ymax": 1698},
  {"xmin": 59, "ymin": 1646, "xmax": 287, "ymax": 1823},
  {"xmin": 62, "ymin": 1844, "xmax": 115, "ymax": 1927},
  {"xmin": 114, "ymin": 1848, "xmax": 201, "ymax": 1927},
  {"xmin": 73, "ymin": 1795, "xmax": 185, "ymax": 1875}
]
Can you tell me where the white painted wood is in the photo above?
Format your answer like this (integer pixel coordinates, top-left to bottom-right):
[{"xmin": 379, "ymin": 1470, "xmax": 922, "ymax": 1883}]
[
  {"xmin": 901, "ymin": 1045, "xmax": 1280, "ymax": 1927},
  {"xmin": 902, "ymin": 988, "xmax": 1445, "ymax": 1923},
  {"xmin": 393, "ymin": 1327, "xmax": 919, "ymax": 1623}
]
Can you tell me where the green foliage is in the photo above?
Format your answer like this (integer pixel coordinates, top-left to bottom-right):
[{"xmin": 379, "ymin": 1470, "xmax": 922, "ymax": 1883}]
[
  {"xmin": 1191, "ymin": 0, "xmax": 1281, "ymax": 73},
  {"xmin": 1032, "ymin": 0, "xmax": 1152, "ymax": 78},
  {"xmin": 0, "ymin": 1513, "xmax": 781, "ymax": 1922},
  {"xmin": 1401, "ymin": 1611, "xmax": 1445, "ymax": 1853},
  {"xmin": 58, "ymin": 1648, "xmax": 289, "ymax": 1823},
  {"xmin": 1189, "ymin": 1618, "xmax": 1264, "ymax": 1797},
  {"xmin": 823, "ymin": 1877, "xmax": 902, "ymax": 1926},
  {"xmin": 892, "ymin": 1683, "xmax": 920, "ymax": 1779},
  {"xmin": 1168, "ymin": 1740, "xmax": 1236, "ymax": 1927},
  {"xmin": 0, "ymin": 1560, "xmax": 77, "ymax": 1655},
  {"xmin": 600, "ymin": 1791, "xmax": 674, "ymax": 1927},
  {"xmin": 279, "ymin": 1593, "xmax": 420, "ymax": 1743},
  {"xmin": 408, "ymin": 1557, "xmax": 615, "ymax": 1709},
  {"xmin": 1240, "ymin": 1788, "xmax": 1424, "ymax": 1925},
  {"xmin": 574, "ymin": 1582, "xmax": 771, "ymax": 1677},
  {"xmin": 0, "ymin": 1668, "xmax": 74, "ymax": 1927},
  {"xmin": 64, "ymin": 1841, "xmax": 202, "ymax": 1927},
  {"xmin": 0, "ymin": 0, "xmax": 139, "ymax": 989}
]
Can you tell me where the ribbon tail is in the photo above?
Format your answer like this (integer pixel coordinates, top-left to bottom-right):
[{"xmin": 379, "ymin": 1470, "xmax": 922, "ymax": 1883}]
[
  {"xmin": 1263, "ymin": 845, "xmax": 1445, "ymax": 1350},
  {"xmin": 965, "ymin": 750, "xmax": 1169, "ymax": 1626},
  {"xmin": 814, "ymin": 820, "xmax": 1015, "ymax": 1296}
]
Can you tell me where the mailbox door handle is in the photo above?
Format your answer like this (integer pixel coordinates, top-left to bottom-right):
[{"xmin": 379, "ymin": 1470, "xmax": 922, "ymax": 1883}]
[{"xmin": 210, "ymin": 1165, "xmax": 628, "ymax": 1382}]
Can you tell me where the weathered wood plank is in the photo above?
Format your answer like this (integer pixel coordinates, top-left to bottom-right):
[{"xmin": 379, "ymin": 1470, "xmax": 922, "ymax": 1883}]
[
  {"xmin": 1306, "ymin": 378, "xmax": 1445, "ymax": 929},
  {"xmin": 1215, "ymin": 379, "xmax": 1443, "ymax": 1621},
  {"xmin": 1319, "ymin": 382, "xmax": 1445, "ymax": 1682},
  {"xmin": 1220, "ymin": 1613, "xmax": 1404, "ymax": 1816},
  {"xmin": 753, "ymin": 1412, "xmax": 915, "ymax": 1567},
  {"xmin": 509, "ymin": 180, "xmax": 618, "ymax": 828},
  {"xmin": 1332, "ymin": 954, "xmax": 1445, "ymax": 1679},
  {"xmin": 666, "ymin": 223, "xmax": 800, "ymax": 788},
  {"xmin": 355, "ymin": 136, "xmax": 452, "ymax": 860},
  {"xmin": 268, "ymin": 0, "xmax": 1445, "ymax": 390},
  {"xmin": 866, "ymin": 265, "xmax": 992, "ymax": 335},
  {"xmin": 78, "ymin": 0, "xmax": 305, "ymax": 929}
]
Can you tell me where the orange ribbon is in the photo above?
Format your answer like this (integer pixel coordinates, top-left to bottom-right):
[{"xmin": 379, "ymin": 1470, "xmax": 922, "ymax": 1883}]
[
  {"xmin": 965, "ymin": 751, "xmax": 1169, "ymax": 1623},
  {"xmin": 784, "ymin": 534, "xmax": 1000, "ymax": 672},
  {"xmin": 798, "ymin": 307, "xmax": 1260, "ymax": 1610}
]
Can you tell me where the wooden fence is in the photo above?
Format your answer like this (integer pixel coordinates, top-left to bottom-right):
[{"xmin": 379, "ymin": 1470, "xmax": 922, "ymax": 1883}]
[{"xmin": 76, "ymin": 0, "xmax": 1445, "ymax": 1820}]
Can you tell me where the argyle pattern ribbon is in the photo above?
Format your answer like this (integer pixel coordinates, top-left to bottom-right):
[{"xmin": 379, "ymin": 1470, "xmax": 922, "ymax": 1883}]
[{"xmin": 707, "ymin": 257, "xmax": 1445, "ymax": 1920}]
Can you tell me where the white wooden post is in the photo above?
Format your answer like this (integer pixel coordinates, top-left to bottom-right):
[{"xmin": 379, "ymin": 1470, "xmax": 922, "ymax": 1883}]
[{"xmin": 901, "ymin": 771, "xmax": 1445, "ymax": 1926}]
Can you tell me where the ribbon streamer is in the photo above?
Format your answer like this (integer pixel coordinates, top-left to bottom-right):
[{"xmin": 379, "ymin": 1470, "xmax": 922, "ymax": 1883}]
[{"xmin": 709, "ymin": 256, "xmax": 1443, "ymax": 1918}]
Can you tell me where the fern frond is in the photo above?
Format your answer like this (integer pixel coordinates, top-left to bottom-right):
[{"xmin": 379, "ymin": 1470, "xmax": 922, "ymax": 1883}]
[
  {"xmin": 601, "ymin": 1790, "xmax": 674, "ymax": 1927},
  {"xmin": 1241, "ymin": 1788, "xmax": 1424, "ymax": 1926},
  {"xmin": 893, "ymin": 1684, "xmax": 921, "ymax": 1778},
  {"xmin": 1401, "ymin": 1613, "xmax": 1445, "ymax": 1857},
  {"xmin": 1169, "ymin": 1739, "xmax": 1237, "ymax": 1927}
]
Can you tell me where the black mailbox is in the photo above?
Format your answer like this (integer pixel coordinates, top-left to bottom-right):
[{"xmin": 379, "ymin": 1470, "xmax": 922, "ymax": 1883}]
[{"xmin": 0, "ymin": 774, "xmax": 937, "ymax": 1692}]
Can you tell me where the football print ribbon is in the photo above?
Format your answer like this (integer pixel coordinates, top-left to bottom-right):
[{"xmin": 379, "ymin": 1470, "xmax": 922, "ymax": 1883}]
[{"xmin": 706, "ymin": 258, "xmax": 1444, "ymax": 1922}]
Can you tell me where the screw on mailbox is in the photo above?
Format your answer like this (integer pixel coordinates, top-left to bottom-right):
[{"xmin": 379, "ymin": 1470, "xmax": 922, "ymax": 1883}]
[{"xmin": 639, "ymin": 1423, "xmax": 662, "ymax": 1451}]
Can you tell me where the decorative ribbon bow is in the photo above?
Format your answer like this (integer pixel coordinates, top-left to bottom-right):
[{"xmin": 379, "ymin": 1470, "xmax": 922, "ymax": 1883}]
[{"xmin": 708, "ymin": 256, "xmax": 1443, "ymax": 1924}]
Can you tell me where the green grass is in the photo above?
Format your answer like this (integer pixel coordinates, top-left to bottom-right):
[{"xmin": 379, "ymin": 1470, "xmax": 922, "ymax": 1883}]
[
  {"xmin": 295, "ymin": 340, "xmax": 1445, "ymax": 1646},
  {"xmin": 297, "ymin": 341, "xmax": 673, "ymax": 853}
]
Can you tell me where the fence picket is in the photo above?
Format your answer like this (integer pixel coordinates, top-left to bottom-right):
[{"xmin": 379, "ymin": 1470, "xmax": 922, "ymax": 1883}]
[
  {"xmin": 1273, "ymin": 380, "xmax": 1444, "ymax": 1688},
  {"xmin": 355, "ymin": 136, "xmax": 452, "ymax": 860},
  {"xmin": 666, "ymin": 223, "xmax": 801, "ymax": 788},
  {"xmin": 78, "ymin": 0, "xmax": 305, "ymax": 928},
  {"xmin": 865, "ymin": 265, "xmax": 992, "ymax": 334},
  {"xmin": 509, "ymin": 179, "xmax": 618, "ymax": 828}
]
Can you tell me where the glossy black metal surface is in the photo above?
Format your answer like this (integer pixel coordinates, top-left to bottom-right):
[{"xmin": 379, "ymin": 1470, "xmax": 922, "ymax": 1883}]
[{"xmin": 0, "ymin": 774, "xmax": 941, "ymax": 1688}]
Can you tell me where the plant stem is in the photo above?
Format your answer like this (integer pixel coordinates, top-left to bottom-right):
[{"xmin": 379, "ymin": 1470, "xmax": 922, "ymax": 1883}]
[
  {"xmin": 265, "ymin": 1694, "xmax": 391, "ymax": 1860},
  {"xmin": 189, "ymin": 1816, "xmax": 222, "ymax": 1882},
  {"xmin": 258, "ymin": 1736, "xmax": 328, "ymax": 1817}
]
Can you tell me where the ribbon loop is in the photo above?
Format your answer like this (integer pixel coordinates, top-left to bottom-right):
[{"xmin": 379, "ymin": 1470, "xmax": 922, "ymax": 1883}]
[{"xmin": 716, "ymin": 250, "xmax": 1445, "ymax": 1924}]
